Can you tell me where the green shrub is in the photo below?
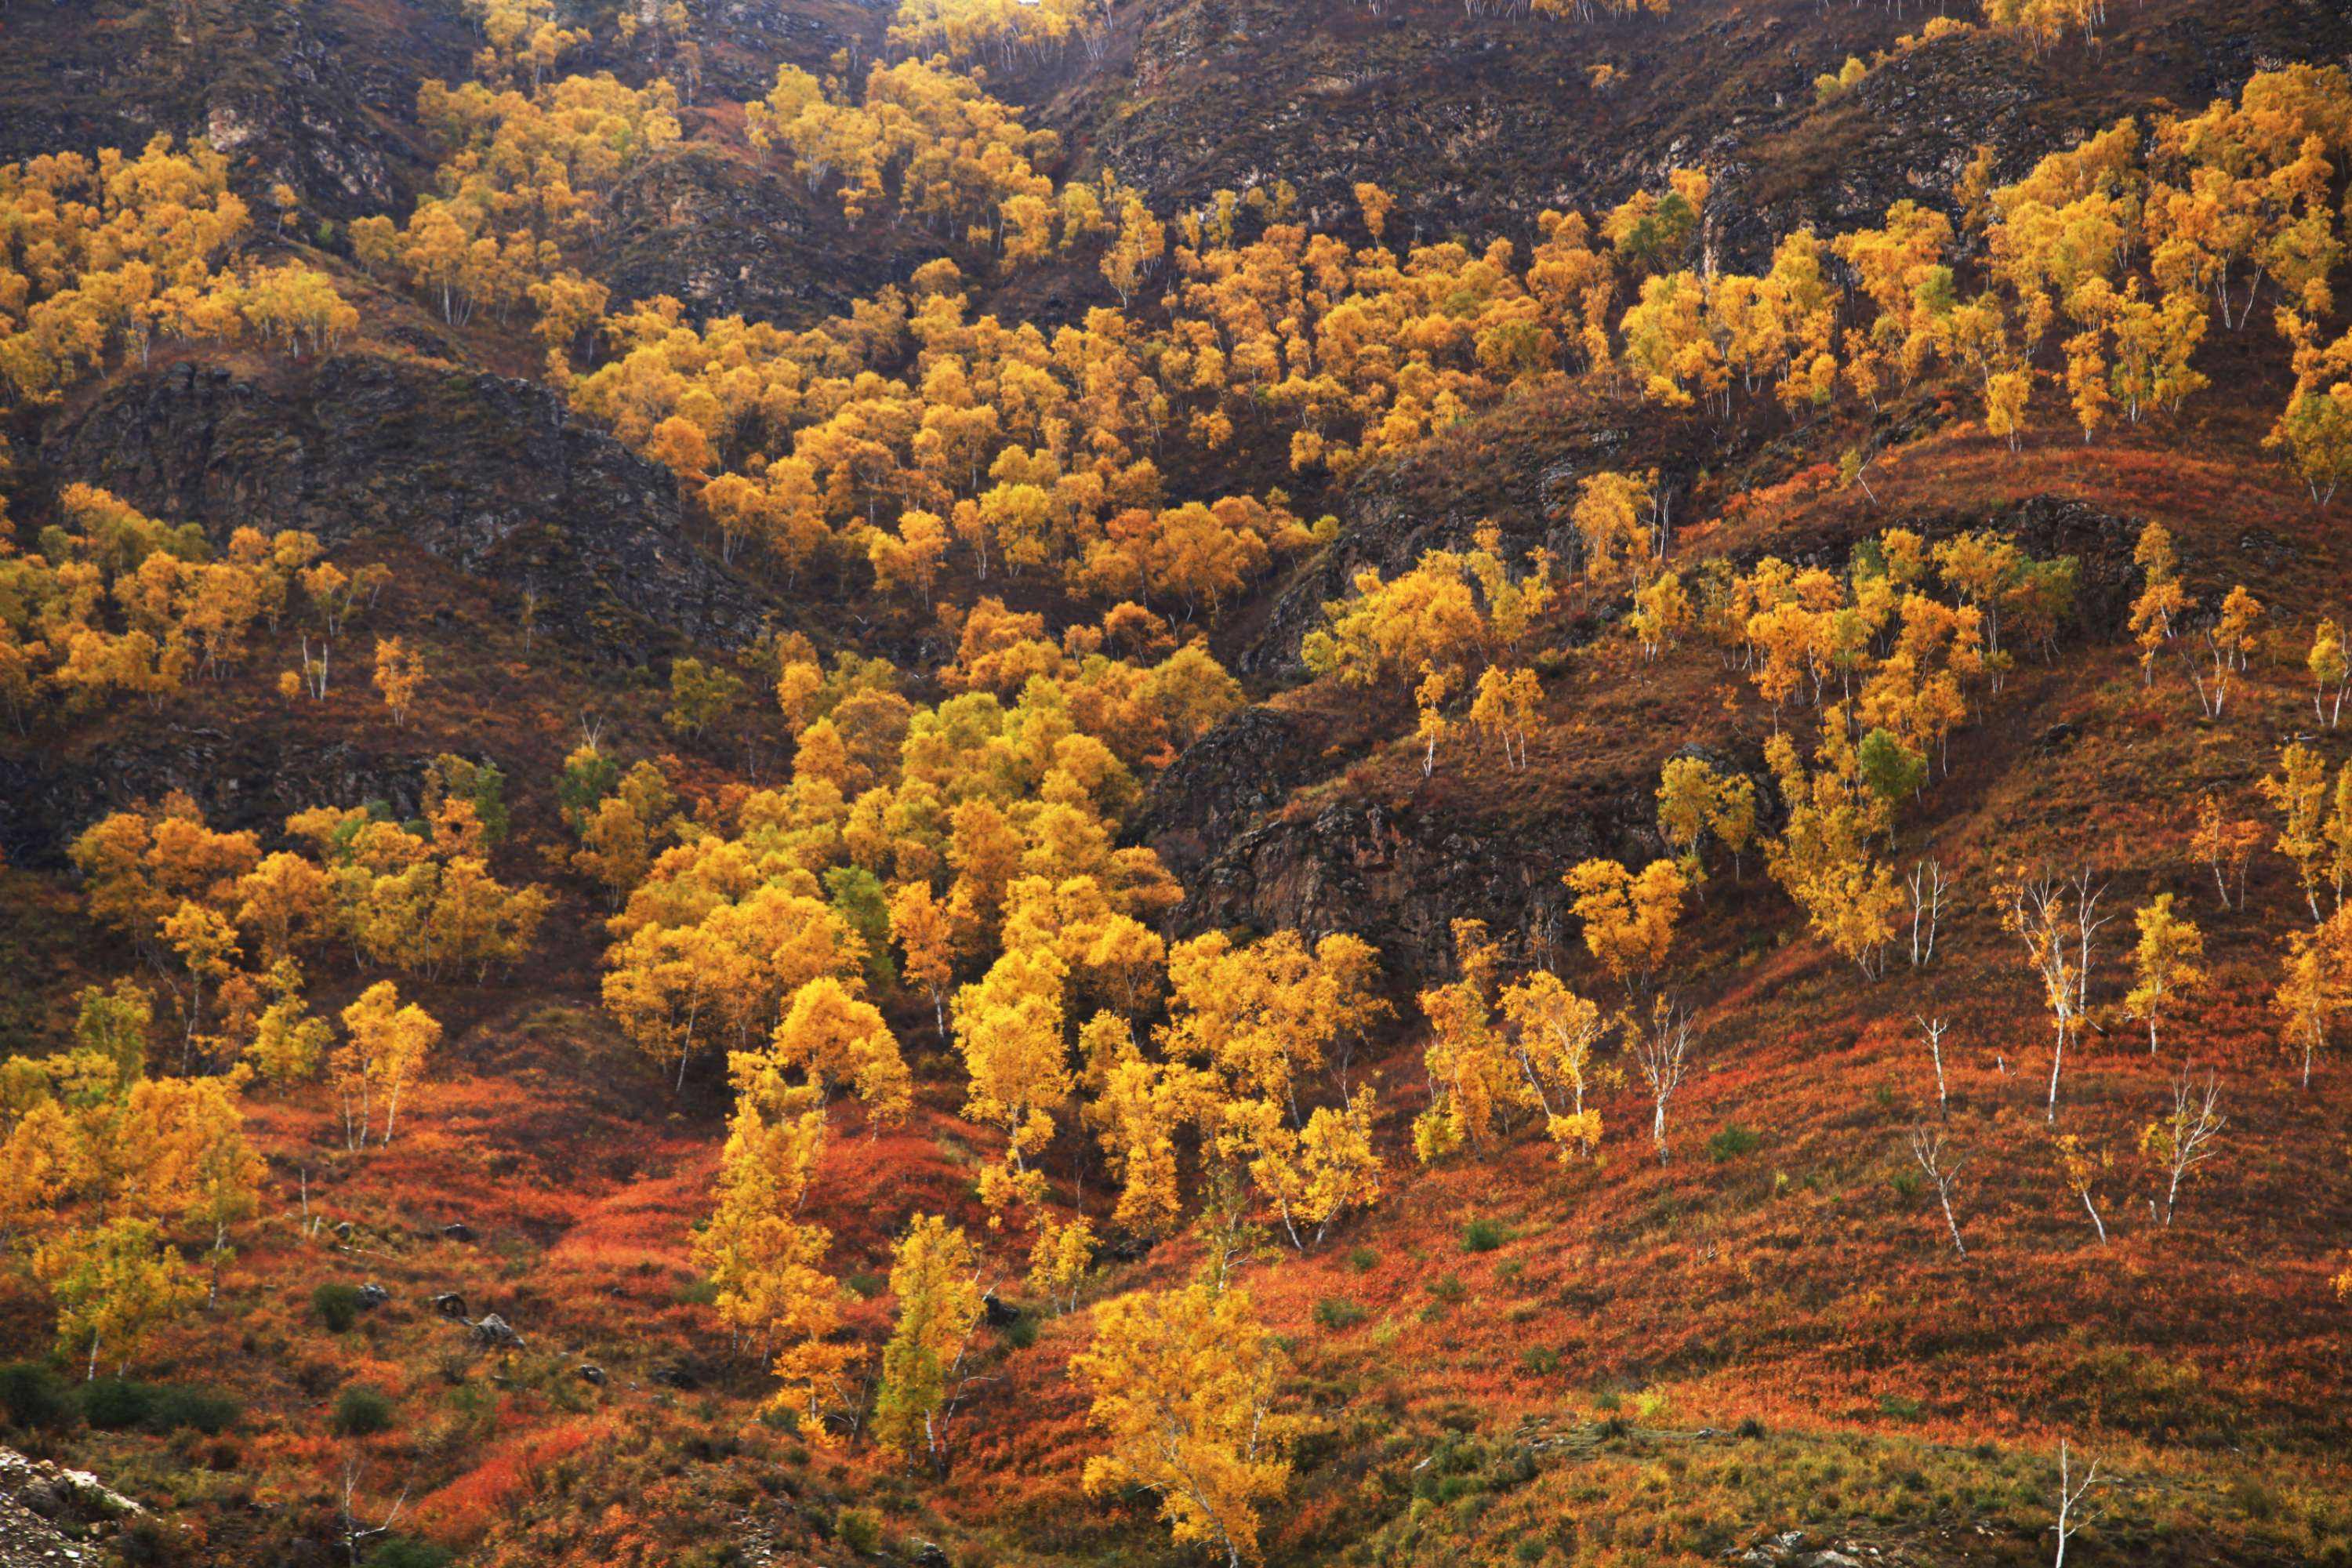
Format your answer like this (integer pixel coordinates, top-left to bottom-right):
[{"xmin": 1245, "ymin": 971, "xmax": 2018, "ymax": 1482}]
[
  {"xmin": 1707, "ymin": 1123, "xmax": 1762, "ymax": 1162},
  {"xmin": 2230, "ymin": 1479, "xmax": 2280, "ymax": 1522},
  {"xmin": 1003, "ymin": 1312, "xmax": 1038, "ymax": 1351},
  {"xmin": 1425, "ymin": 1273, "xmax": 1468, "ymax": 1305},
  {"xmin": 0, "ymin": 1362, "xmax": 72, "ymax": 1432},
  {"xmin": 311, "ymin": 1282, "xmax": 364, "ymax": 1332},
  {"xmin": 1517, "ymin": 1346, "xmax": 1560, "ymax": 1375},
  {"xmin": 837, "ymin": 1508, "xmax": 883, "ymax": 1555},
  {"xmin": 145, "ymin": 1385, "xmax": 239, "ymax": 1435},
  {"xmin": 364, "ymin": 1541, "xmax": 454, "ymax": 1568},
  {"xmin": 75, "ymin": 1377, "xmax": 234, "ymax": 1435},
  {"xmin": 1877, "ymin": 1393, "xmax": 1923, "ymax": 1420},
  {"xmin": 331, "ymin": 1385, "xmax": 397, "ymax": 1438},
  {"xmin": 1461, "ymin": 1218, "xmax": 1508, "ymax": 1252},
  {"xmin": 1313, "ymin": 1298, "xmax": 1368, "ymax": 1331},
  {"xmin": 1345, "ymin": 1245, "xmax": 1377, "ymax": 1272},
  {"xmin": 79, "ymin": 1378, "xmax": 158, "ymax": 1430},
  {"xmin": 1889, "ymin": 1168, "xmax": 1922, "ymax": 1199}
]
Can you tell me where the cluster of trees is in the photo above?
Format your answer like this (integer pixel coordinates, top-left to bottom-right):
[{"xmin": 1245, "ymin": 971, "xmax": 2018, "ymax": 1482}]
[
  {"xmin": 0, "ymin": 485, "xmax": 387, "ymax": 728},
  {"xmin": 887, "ymin": 0, "xmax": 1111, "ymax": 65},
  {"xmin": 600, "ymin": 624, "xmax": 1237, "ymax": 1086},
  {"xmin": 459, "ymin": 0, "xmax": 587, "ymax": 92},
  {"xmin": 2262, "ymin": 740, "xmax": 2352, "ymax": 1087},
  {"xmin": 626, "ymin": 616, "xmax": 1410, "ymax": 1450},
  {"xmin": 1537, "ymin": 66, "xmax": 2352, "ymax": 478},
  {"xmin": 0, "ymin": 980, "xmax": 263, "ymax": 1377},
  {"xmin": 0, "ymin": 136, "xmax": 357, "ymax": 405},
  {"xmin": 336, "ymin": 40, "xmax": 2352, "ymax": 657},
  {"xmin": 1305, "ymin": 524, "xmax": 1558, "ymax": 776},
  {"xmin": 567, "ymin": 267, "xmax": 1325, "ymax": 608},
  {"xmin": 746, "ymin": 57, "xmax": 1062, "ymax": 235},
  {"xmin": 1715, "ymin": 528, "xmax": 2071, "ymax": 973},
  {"xmin": 68, "ymin": 779, "xmax": 524, "ymax": 1070},
  {"xmin": 350, "ymin": 72, "xmax": 679, "ymax": 339}
]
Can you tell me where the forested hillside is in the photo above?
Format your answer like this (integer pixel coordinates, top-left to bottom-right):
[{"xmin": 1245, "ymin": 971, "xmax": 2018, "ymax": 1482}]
[{"xmin": 1, "ymin": 2, "xmax": 2350, "ymax": 1566}]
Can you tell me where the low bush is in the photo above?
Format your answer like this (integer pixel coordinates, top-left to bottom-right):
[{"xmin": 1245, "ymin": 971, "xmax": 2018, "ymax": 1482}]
[
  {"xmin": 1313, "ymin": 1298, "xmax": 1368, "ymax": 1330},
  {"xmin": 332, "ymin": 1385, "xmax": 397, "ymax": 1438},
  {"xmin": 311, "ymin": 1282, "xmax": 365, "ymax": 1332},
  {"xmin": 1707, "ymin": 1123, "xmax": 1763, "ymax": 1162},
  {"xmin": 0, "ymin": 1361, "xmax": 72, "ymax": 1432}
]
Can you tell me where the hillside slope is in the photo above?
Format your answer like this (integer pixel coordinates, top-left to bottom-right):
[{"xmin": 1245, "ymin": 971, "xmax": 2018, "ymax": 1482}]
[{"xmin": 1, "ymin": 2, "xmax": 2350, "ymax": 1567}]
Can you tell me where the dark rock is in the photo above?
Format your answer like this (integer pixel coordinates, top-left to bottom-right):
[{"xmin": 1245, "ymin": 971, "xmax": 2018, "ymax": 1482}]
[
  {"xmin": 332, "ymin": 1221, "xmax": 354, "ymax": 1241},
  {"xmin": 1176, "ymin": 797, "xmax": 1650, "ymax": 975},
  {"xmin": 0, "ymin": 0, "xmax": 471, "ymax": 222},
  {"xmin": 980, "ymin": 1290, "xmax": 1022, "ymax": 1329},
  {"xmin": 430, "ymin": 1293, "xmax": 468, "ymax": 1320},
  {"xmin": 909, "ymin": 1543, "xmax": 951, "ymax": 1568},
  {"xmin": 469, "ymin": 1313, "xmax": 524, "ymax": 1350},
  {"xmin": 575, "ymin": 1364, "xmax": 607, "ymax": 1387},
  {"xmin": 441, "ymin": 1222, "xmax": 476, "ymax": 1243},
  {"xmin": 1134, "ymin": 706, "xmax": 1328, "ymax": 880},
  {"xmin": 39, "ymin": 355, "xmax": 771, "ymax": 664},
  {"xmin": 650, "ymin": 1360, "xmax": 701, "ymax": 1390},
  {"xmin": 355, "ymin": 1283, "xmax": 390, "ymax": 1309},
  {"xmin": 590, "ymin": 143, "xmax": 933, "ymax": 331},
  {"xmin": 0, "ymin": 727, "xmax": 425, "ymax": 870}
]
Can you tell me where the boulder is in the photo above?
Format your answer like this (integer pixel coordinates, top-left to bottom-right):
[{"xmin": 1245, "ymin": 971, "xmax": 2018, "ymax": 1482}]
[{"xmin": 469, "ymin": 1313, "xmax": 524, "ymax": 1350}]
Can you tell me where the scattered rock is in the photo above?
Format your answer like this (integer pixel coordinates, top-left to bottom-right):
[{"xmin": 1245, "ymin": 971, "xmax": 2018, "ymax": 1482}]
[
  {"xmin": 1730, "ymin": 1529, "xmax": 1903, "ymax": 1567},
  {"xmin": 575, "ymin": 1364, "xmax": 607, "ymax": 1387},
  {"xmin": 469, "ymin": 1313, "xmax": 524, "ymax": 1351},
  {"xmin": 0, "ymin": 1446, "xmax": 145, "ymax": 1567},
  {"xmin": 650, "ymin": 1360, "xmax": 701, "ymax": 1390},
  {"xmin": 355, "ymin": 1283, "xmax": 390, "ymax": 1308},
  {"xmin": 430, "ymin": 1293, "xmax": 469, "ymax": 1320},
  {"xmin": 909, "ymin": 1543, "xmax": 951, "ymax": 1568},
  {"xmin": 441, "ymin": 1222, "xmax": 476, "ymax": 1243}
]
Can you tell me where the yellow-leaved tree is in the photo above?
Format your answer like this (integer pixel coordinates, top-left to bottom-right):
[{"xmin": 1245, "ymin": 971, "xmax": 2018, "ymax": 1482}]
[
  {"xmin": 1563, "ymin": 856, "xmax": 1688, "ymax": 993},
  {"xmin": 691, "ymin": 1083, "xmax": 859, "ymax": 1443},
  {"xmin": 1073, "ymin": 1278, "xmax": 1294, "ymax": 1567},
  {"xmin": 334, "ymin": 982, "xmax": 443, "ymax": 1149},
  {"xmin": 873, "ymin": 1213, "xmax": 987, "ymax": 1467}
]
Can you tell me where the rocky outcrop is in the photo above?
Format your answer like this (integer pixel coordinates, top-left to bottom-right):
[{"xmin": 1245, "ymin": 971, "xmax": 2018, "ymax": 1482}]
[
  {"xmin": 0, "ymin": 0, "xmax": 469, "ymax": 219},
  {"xmin": 591, "ymin": 143, "xmax": 943, "ymax": 330},
  {"xmin": 1134, "ymin": 706, "xmax": 1332, "ymax": 880},
  {"xmin": 1730, "ymin": 1529, "xmax": 1911, "ymax": 1568},
  {"xmin": 1174, "ymin": 795, "xmax": 1658, "ymax": 973},
  {"xmin": 1241, "ymin": 415, "xmax": 1644, "ymax": 677},
  {"xmin": 41, "ymin": 354, "xmax": 769, "ymax": 662},
  {"xmin": 0, "ymin": 727, "xmax": 423, "ymax": 869},
  {"xmin": 0, "ymin": 1447, "xmax": 145, "ymax": 1568}
]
